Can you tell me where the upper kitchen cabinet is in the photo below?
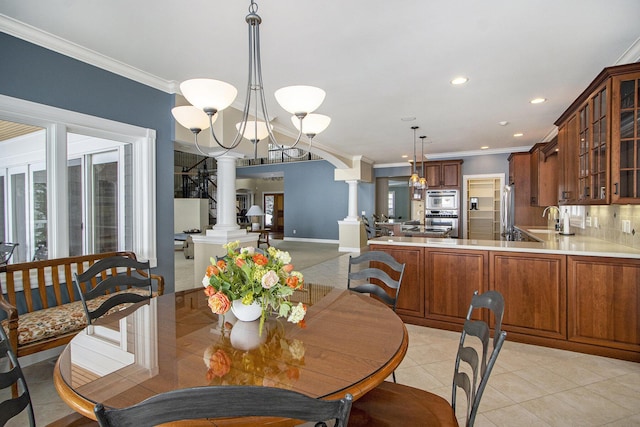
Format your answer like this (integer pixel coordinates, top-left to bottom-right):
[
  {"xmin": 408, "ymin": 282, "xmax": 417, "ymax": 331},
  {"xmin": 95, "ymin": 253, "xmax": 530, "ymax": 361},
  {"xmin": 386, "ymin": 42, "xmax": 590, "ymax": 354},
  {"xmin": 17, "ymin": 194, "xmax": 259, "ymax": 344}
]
[
  {"xmin": 508, "ymin": 152, "xmax": 546, "ymax": 226},
  {"xmin": 555, "ymin": 62, "xmax": 640, "ymax": 205},
  {"xmin": 612, "ymin": 71, "xmax": 640, "ymax": 203},
  {"xmin": 530, "ymin": 140, "xmax": 559, "ymax": 207},
  {"xmin": 424, "ymin": 160, "xmax": 463, "ymax": 189}
]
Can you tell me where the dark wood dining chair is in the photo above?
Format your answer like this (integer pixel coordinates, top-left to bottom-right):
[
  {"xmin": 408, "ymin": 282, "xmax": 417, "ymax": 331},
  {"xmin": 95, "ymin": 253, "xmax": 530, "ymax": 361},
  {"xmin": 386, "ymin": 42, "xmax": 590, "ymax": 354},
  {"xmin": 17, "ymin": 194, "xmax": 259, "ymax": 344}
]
[
  {"xmin": 0, "ymin": 325, "xmax": 36, "ymax": 427},
  {"xmin": 348, "ymin": 250, "xmax": 405, "ymax": 383},
  {"xmin": 73, "ymin": 255, "xmax": 153, "ymax": 324},
  {"xmin": 349, "ymin": 290, "xmax": 507, "ymax": 427},
  {"xmin": 347, "ymin": 250, "xmax": 406, "ymax": 312},
  {"xmin": 94, "ymin": 385, "xmax": 353, "ymax": 427}
]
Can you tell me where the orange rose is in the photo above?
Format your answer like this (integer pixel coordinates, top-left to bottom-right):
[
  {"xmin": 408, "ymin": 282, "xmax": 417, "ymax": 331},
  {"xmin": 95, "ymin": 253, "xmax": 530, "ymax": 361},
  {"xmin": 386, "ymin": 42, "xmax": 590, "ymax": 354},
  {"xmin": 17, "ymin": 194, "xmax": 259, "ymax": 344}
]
[
  {"xmin": 208, "ymin": 292, "xmax": 231, "ymax": 315},
  {"xmin": 282, "ymin": 264, "xmax": 294, "ymax": 273},
  {"xmin": 253, "ymin": 253, "xmax": 268, "ymax": 266},
  {"xmin": 235, "ymin": 258, "xmax": 245, "ymax": 268},
  {"xmin": 286, "ymin": 276, "xmax": 300, "ymax": 289},
  {"xmin": 216, "ymin": 259, "xmax": 226, "ymax": 270},
  {"xmin": 206, "ymin": 265, "xmax": 219, "ymax": 277},
  {"xmin": 207, "ymin": 349, "xmax": 231, "ymax": 378},
  {"xmin": 204, "ymin": 286, "xmax": 216, "ymax": 297}
]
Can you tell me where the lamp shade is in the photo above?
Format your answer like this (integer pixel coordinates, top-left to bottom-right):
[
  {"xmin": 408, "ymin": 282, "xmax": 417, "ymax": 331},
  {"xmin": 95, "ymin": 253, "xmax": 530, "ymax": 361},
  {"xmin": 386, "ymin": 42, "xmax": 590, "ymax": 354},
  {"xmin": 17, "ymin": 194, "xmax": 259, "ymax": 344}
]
[
  {"xmin": 291, "ymin": 113, "xmax": 331, "ymax": 136},
  {"xmin": 171, "ymin": 106, "xmax": 213, "ymax": 131},
  {"xmin": 274, "ymin": 85, "xmax": 326, "ymax": 114},
  {"xmin": 180, "ymin": 78, "xmax": 238, "ymax": 111},
  {"xmin": 246, "ymin": 205, "xmax": 265, "ymax": 216},
  {"xmin": 236, "ymin": 121, "xmax": 273, "ymax": 141}
]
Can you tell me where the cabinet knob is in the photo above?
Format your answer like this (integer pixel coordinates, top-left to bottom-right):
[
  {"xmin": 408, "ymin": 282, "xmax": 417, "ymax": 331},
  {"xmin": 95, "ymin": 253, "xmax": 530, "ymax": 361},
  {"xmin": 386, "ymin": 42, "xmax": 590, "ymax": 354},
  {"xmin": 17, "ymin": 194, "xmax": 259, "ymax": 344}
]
[{"xmin": 614, "ymin": 183, "xmax": 619, "ymax": 195}]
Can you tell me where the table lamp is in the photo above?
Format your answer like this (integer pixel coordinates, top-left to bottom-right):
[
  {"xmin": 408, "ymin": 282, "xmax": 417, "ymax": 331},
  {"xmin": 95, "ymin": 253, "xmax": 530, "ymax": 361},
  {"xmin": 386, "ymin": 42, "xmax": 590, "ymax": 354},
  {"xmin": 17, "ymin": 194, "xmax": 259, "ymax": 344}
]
[{"xmin": 245, "ymin": 205, "xmax": 265, "ymax": 231}]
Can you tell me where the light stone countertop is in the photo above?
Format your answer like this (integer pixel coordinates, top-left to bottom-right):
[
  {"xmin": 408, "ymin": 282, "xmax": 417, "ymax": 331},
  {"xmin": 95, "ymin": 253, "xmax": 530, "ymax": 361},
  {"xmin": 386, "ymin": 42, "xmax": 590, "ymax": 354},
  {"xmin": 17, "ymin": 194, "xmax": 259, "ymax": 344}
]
[{"xmin": 368, "ymin": 225, "xmax": 640, "ymax": 260}]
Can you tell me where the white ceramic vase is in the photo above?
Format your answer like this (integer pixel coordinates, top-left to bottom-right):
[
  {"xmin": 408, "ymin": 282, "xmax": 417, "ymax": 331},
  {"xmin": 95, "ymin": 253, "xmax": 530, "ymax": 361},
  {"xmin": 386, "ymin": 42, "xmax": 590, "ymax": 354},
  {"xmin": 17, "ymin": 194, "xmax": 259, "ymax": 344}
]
[
  {"xmin": 230, "ymin": 299, "xmax": 263, "ymax": 322},
  {"xmin": 230, "ymin": 319, "xmax": 267, "ymax": 350}
]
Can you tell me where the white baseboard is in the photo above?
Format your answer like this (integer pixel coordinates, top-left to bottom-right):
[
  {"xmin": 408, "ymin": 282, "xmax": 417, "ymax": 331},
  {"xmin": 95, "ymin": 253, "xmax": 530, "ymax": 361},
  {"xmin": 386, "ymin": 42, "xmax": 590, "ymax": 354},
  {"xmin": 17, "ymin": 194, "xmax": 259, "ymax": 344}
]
[{"xmin": 282, "ymin": 237, "xmax": 339, "ymax": 244}]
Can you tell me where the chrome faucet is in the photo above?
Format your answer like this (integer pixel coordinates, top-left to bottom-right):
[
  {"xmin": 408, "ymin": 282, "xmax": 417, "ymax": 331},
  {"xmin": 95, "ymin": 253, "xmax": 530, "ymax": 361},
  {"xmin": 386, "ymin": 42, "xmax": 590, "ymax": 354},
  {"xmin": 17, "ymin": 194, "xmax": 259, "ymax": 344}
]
[
  {"xmin": 542, "ymin": 206, "xmax": 559, "ymax": 218},
  {"xmin": 542, "ymin": 206, "xmax": 560, "ymax": 231}
]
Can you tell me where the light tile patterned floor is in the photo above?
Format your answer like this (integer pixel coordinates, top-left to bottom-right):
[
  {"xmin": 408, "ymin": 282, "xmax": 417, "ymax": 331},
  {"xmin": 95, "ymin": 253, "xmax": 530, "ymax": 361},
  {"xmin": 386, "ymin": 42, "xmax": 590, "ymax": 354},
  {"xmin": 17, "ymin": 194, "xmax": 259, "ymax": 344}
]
[{"xmin": 6, "ymin": 244, "xmax": 640, "ymax": 426}]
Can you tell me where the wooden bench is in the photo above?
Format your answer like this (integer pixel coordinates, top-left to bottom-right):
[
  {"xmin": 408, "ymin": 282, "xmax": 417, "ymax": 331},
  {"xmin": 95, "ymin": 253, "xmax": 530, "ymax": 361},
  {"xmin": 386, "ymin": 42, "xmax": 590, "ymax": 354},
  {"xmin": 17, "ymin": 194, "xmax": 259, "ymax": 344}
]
[{"xmin": 0, "ymin": 251, "xmax": 164, "ymax": 358}]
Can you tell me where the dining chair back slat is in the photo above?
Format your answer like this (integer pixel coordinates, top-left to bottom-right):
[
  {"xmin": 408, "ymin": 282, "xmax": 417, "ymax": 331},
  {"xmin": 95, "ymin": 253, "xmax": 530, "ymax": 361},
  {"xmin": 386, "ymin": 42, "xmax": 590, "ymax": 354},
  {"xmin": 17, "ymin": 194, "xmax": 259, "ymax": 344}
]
[
  {"xmin": 94, "ymin": 386, "xmax": 353, "ymax": 427},
  {"xmin": 74, "ymin": 255, "xmax": 153, "ymax": 324}
]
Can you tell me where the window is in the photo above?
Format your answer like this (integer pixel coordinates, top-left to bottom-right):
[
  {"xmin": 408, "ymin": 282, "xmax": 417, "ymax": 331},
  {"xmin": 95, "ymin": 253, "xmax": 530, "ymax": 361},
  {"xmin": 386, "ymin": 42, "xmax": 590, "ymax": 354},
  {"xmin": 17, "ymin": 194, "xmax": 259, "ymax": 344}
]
[
  {"xmin": 388, "ymin": 191, "xmax": 395, "ymax": 217},
  {"xmin": 0, "ymin": 94, "xmax": 157, "ymax": 266}
]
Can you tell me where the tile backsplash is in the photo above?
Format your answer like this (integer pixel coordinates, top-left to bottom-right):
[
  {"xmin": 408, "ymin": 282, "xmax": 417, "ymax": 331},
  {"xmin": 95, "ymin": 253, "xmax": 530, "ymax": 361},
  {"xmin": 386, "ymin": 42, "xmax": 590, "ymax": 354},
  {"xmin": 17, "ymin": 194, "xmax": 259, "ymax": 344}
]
[{"xmin": 575, "ymin": 205, "xmax": 640, "ymax": 250}]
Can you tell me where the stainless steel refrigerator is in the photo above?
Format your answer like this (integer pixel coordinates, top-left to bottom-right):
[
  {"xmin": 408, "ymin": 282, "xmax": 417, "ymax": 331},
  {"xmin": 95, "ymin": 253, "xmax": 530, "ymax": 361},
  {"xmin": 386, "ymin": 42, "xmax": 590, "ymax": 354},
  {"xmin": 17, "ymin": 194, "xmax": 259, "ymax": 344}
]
[{"xmin": 501, "ymin": 185, "xmax": 515, "ymax": 239}]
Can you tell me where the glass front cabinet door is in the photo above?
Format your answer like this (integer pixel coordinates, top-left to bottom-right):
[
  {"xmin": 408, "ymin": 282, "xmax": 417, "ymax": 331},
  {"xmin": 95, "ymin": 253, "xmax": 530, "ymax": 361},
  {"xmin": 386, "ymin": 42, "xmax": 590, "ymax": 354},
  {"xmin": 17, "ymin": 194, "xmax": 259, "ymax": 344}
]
[{"xmin": 612, "ymin": 71, "xmax": 640, "ymax": 203}]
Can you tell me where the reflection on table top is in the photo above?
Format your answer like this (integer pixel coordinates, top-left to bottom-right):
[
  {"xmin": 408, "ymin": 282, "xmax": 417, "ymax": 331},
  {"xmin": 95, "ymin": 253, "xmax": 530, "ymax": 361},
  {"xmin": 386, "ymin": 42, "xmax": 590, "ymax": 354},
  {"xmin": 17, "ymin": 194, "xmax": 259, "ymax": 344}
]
[{"xmin": 54, "ymin": 285, "xmax": 408, "ymax": 425}]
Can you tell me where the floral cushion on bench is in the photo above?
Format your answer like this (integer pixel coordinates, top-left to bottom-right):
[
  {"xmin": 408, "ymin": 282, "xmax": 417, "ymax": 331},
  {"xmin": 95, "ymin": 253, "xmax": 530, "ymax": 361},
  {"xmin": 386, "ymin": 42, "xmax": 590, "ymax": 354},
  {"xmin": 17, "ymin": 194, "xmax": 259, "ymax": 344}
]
[{"xmin": 1, "ymin": 288, "xmax": 150, "ymax": 347}]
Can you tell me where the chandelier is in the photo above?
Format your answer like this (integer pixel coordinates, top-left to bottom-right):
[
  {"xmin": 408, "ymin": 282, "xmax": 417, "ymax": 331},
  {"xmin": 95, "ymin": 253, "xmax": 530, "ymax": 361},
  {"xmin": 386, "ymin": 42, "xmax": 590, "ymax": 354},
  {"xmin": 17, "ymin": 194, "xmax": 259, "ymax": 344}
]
[
  {"xmin": 171, "ymin": 0, "xmax": 331, "ymax": 159},
  {"xmin": 409, "ymin": 126, "xmax": 427, "ymax": 200}
]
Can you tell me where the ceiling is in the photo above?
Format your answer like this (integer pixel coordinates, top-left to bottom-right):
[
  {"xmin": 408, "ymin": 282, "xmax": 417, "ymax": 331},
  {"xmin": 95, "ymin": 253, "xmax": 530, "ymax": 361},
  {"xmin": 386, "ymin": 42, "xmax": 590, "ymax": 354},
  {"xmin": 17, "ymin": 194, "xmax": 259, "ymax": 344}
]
[{"xmin": 1, "ymin": 1, "xmax": 639, "ymax": 165}]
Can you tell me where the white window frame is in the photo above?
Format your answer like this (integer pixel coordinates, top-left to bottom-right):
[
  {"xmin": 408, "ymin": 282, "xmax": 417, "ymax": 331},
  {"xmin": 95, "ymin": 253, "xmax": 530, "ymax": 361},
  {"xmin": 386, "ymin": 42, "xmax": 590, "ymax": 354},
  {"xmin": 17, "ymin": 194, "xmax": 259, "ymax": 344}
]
[{"xmin": 0, "ymin": 94, "xmax": 157, "ymax": 266}]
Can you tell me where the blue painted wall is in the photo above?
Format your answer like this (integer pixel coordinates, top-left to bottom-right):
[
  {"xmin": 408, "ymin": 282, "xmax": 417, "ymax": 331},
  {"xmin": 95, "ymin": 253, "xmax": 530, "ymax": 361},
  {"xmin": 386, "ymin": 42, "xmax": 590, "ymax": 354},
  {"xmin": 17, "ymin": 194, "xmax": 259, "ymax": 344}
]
[
  {"xmin": 0, "ymin": 34, "xmax": 175, "ymax": 290},
  {"xmin": 238, "ymin": 161, "xmax": 348, "ymax": 240}
]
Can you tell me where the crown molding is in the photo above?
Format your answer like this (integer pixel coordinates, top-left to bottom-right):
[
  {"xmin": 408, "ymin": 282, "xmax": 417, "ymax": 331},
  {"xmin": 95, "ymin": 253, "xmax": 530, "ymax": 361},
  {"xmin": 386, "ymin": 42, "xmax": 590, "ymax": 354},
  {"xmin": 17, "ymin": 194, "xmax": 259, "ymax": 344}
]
[
  {"xmin": 615, "ymin": 36, "xmax": 640, "ymax": 64},
  {"xmin": 1, "ymin": 14, "xmax": 178, "ymax": 94}
]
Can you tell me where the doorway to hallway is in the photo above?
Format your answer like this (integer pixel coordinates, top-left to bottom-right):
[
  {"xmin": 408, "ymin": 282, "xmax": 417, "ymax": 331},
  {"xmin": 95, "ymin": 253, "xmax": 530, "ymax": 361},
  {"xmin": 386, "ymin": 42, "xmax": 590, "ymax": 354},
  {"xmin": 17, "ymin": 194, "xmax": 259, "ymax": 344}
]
[{"xmin": 264, "ymin": 193, "xmax": 284, "ymax": 234}]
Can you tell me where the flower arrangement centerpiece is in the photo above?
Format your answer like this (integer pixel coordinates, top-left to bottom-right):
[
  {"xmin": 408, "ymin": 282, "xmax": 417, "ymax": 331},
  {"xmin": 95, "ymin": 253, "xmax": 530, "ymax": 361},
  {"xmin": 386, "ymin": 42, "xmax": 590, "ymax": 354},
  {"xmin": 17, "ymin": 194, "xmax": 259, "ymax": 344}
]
[{"xmin": 202, "ymin": 241, "xmax": 307, "ymax": 334}]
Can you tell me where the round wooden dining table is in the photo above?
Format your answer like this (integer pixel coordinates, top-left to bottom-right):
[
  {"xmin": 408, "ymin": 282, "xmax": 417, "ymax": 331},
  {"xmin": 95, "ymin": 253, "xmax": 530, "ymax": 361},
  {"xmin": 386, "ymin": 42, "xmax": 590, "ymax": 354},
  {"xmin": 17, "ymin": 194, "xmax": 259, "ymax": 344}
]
[{"xmin": 53, "ymin": 285, "xmax": 408, "ymax": 426}]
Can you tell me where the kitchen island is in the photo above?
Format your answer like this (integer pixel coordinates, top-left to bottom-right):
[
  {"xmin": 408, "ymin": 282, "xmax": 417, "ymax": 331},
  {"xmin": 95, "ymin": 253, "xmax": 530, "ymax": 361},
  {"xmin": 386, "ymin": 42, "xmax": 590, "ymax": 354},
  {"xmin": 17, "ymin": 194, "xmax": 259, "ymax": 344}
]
[{"xmin": 368, "ymin": 231, "xmax": 640, "ymax": 362}]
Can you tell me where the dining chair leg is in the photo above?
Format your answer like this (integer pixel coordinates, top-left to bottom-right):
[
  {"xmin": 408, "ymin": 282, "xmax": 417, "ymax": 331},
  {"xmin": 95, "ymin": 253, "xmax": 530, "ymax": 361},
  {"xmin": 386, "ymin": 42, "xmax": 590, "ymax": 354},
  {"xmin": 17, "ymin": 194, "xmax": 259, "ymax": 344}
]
[{"xmin": 392, "ymin": 371, "xmax": 396, "ymax": 383}]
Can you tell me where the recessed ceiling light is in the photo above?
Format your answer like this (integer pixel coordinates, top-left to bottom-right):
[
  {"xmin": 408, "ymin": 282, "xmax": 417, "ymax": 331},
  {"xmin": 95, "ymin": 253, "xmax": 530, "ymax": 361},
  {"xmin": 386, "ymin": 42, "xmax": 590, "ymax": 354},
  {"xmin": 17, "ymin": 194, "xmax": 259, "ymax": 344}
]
[
  {"xmin": 481, "ymin": 146, "xmax": 489, "ymax": 150},
  {"xmin": 401, "ymin": 116, "xmax": 416, "ymax": 121},
  {"xmin": 530, "ymin": 97, "xmax": 547, "ymax": 104},
  {"xmin": 513, "ymin": 133, "xmax": 524, "ymax": 137},
  {"xmin": 498, "ymin": 121, "xmax": 509, "ymax": 126},
  {"xmin": 450, "ymin": 76, "xmax": 469, "ymax": 85},
  {"xmin": 401, "ymin": 154, "xmax": 408, "ymax": 158}
]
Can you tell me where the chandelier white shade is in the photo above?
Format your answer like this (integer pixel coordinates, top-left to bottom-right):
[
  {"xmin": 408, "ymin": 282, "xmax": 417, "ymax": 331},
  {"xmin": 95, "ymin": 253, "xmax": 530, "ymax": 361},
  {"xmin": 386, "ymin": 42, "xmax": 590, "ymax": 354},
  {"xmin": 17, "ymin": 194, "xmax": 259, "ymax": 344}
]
[
  {"xmin": 180, "ymin": 79, "xmax": 238, "ymax": 112},
  {"xmin": 291, "ymin": 114, "xmax": 331, "ymax": 136},
  {"xmin": 171, "ymin": 0, "xmax": 330, "ymax": 159},
  {"xmin": 236, "ymin": 121, "xmax": 273, "ymax": 141},
  {"xmin": 171, "ymin": 106, "xmax": 213, "ymax": 131},
  {"xmin": 274, "ymin": 86, "xmax": 326, "ymax": 115}
]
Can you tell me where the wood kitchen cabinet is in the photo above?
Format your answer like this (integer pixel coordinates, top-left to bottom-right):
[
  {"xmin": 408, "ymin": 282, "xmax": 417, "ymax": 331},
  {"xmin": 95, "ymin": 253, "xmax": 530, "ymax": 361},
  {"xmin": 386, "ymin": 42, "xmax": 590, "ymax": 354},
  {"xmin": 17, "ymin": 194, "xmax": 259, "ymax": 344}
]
[
  {"xmin": 555, "ymin": 62, "xmax": 640, "ymax": 205},
  {"xmin": 425, "ymin": 248, "xmax": 488, "ymax": 326},
  {"xmin": 567, "ymin": 256, "xmax": 640, "ymax": 354},
  {"xmin": 557, "ymin": 115, "xmax": 579, "ymax": 204},
  {"xmin": 424, "ymin": 160, "xmax": 463, "ymax": 189},
  {"xmin": 611, "ymin": 71, "xmax": 640, "ymax": 203},
  {"xmin": 369, "ymin": 242, "xmax": 639, "ymax": 361},
  {"xmin": 371, "ymin": 245, "xmax": 425, "ymax": 318},
  {"xmin": 508, "ymin": 152, "xmax": 546, "ymax": 225},
  {"xmin": 530, "ymin": 140, "xmax": 559, "ymax": 207},
  {"xmin": 490, "ymin": 251, "xmax": 566, "ymax": 340}
]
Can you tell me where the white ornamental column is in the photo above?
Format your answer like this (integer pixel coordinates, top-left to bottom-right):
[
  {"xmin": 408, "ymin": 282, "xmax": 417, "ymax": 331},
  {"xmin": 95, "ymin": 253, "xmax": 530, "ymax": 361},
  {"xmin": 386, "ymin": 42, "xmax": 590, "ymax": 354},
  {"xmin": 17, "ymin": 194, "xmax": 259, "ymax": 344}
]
[
  {"xmin": 344, "ymin": 179, "xmax": 359, "ymax": 222},
  {"xmin": 213, "ymin": 154, "xmax": 241, "ymax": 232},
  {"xmin": 191, "ymin": 153, "xmax": 257, "ymax": 283},
  {"xmin": 338, "ymin": 179, "xmax": 366, "ymax": 253}
]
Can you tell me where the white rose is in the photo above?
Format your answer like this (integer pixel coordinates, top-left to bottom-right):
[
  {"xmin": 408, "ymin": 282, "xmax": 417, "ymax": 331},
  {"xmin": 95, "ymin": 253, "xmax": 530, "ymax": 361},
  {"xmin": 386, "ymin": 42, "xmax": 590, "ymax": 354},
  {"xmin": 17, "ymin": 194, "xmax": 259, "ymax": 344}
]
[
  {"xmin": 261, "ymin": 270, "xmax": 279, "ymax": 289},
  {"xmin": 202, "ymin": 275, "xmax": 210, "ymax": 288}
]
